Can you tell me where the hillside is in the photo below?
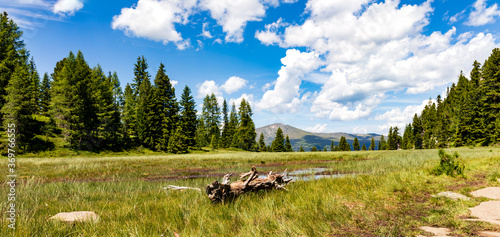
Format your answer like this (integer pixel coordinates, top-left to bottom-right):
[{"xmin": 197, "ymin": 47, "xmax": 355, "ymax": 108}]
[{"xmin": 256, "ymin": 123, "xmax": 381, "ymax": 151}]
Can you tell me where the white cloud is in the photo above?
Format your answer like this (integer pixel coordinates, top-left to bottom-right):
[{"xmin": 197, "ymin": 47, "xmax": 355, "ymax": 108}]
[
  {"xmin": 255, "ymin": 0, "xmax": 500, "ymax": 121},
  {"xmin": 200, "ymin": 0, "xmax": 266, "ymax": 43},
  {"xmin": 257, "ymin": 49, "xmax": 323, "ymax": 113},
  {"xmin": 352, "ymin": 127, "xmax": 368, "ymax": 134},
  {"xmin": 111, "ymin": 0, "xmax": 197, "ymax": 49},
  {"xmin": 306, "ymin": 123, "xmax": 328, "ymax": 133},
  {"xmin": 201, "ymin": 22, "xmax": 213, "ymax": 39},
  {"xmin": 229, "ymin": 93, "xmax": 254, "ymax": 107},
  {"xmin": 52, "ymin": 0, "xmax": 83, "ymax": 15},
  {"xmin": 466, "ymin": 0, "xmax": 500, "ymax": 26},
  {"xmin": 171, "ymin": 80, "xmax": 178, "ymax": 88},
  {"xmin": 375, "ymin": 99, "xmax": 434, "ymax": 132},
  {"xmin": 221, "ymin": 76, "xmax": 248, "ymax": 94},
  {"xmin": 197, "ymin": 80, "xmax": 221, "ymax": 98}
]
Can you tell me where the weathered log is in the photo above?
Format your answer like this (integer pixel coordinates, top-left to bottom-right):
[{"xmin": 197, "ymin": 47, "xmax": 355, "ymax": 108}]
[{"xmin": 205, "ymin": 167, "xmax": 295, "ymax": 203}]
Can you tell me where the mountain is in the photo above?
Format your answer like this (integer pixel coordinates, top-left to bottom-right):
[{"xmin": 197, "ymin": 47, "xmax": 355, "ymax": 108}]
[{"xmin": 255, "ymin": 123, "xmax": 381, "ymax": 151}]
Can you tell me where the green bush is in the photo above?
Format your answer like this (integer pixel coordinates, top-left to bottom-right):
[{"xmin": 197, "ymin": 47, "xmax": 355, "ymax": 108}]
[{"xmin": 431, "ymin": 149, "xmax": 465, "ymax": 177}]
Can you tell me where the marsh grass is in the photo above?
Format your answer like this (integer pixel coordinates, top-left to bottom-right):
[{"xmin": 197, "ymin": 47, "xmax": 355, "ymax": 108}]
[{"xmin": 0, "ymin": 147, "xmax": 499, "ymax": 236}]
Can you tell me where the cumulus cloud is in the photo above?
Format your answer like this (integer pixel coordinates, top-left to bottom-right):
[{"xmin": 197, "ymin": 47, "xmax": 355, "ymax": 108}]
[
  {"xmin": 257, "ymin": 49, "xmax": 323, "ymax": 113},
  {"xmin": 221, "ymin": 76, "xmax": 248, "ymax": 94},
  {"xmin": 111, "ymin": 0, "xmax": 197, "ymax": 50},
  {"xmin": 255, "ymin": 0, "xmax": 500, "ymax": 121},
  {"xmin": 197, "ymin": 80, "xmax": 221, "ymax": 98},
  {"xmin": 306, "ymin": 123, "xmax": 328, "ymax": 133},
  {"xmin": 466, "ymin": 0, "xmax": 500, "ymax": 26},
  {"xmin": 375, "ymin": 99, "xmax": 434, "ymax": 132},
  {"xmin": 229, "ymin": 93, "xmax": 254, "ymax": 107},
  {"xmin": 52, "ymin": 0, "xmax": 83, "ymax": 15},
  {"xmin": 200, "ymin": 0, "xmax": 266, "ymax": 43}
]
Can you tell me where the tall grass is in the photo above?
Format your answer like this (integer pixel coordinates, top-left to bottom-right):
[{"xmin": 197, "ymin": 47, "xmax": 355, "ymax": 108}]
[{"xmin": 0, "ymin": 147, "xmax": 499, "ymax": 236}]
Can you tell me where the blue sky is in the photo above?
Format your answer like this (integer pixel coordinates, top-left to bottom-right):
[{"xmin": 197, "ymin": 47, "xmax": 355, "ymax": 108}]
[{"xmin": 1, "ymin": 0, "xmax": 500, "ymax": 135}]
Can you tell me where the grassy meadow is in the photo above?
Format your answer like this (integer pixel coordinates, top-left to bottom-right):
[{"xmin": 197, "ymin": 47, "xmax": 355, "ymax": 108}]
[{"xmin": 1, "ymin": 147, "xmax": 500, "ymax": 236}]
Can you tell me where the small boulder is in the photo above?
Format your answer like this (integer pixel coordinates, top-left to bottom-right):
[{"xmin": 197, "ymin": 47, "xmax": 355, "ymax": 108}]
[
  {"xmin": 419, "ymin": 226, "xmax": 452, "ymax": 236},
  {"xmin": 471, "ymin": 187, "xmax": 500, "ymax": 200},
  {"xmin": 467, "ymin": 201, "xmax": 500, "ymax": 226},
  {"xmin": 432, "ymin": 191, "xmax": 470, "ymax": 200},
  {"xmin": 49, "ymin": 211, "xmax": 100, "ymax": 223}
]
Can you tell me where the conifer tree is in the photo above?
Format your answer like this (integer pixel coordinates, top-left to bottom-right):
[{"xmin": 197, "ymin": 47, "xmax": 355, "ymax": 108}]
[
  {"xmin": 227, "ymin": 103, "xmax": 238, "ymax": 147},
  {"xmin": 339, "ymin": 136, "xmax": 351, "ymax": 151},
  {"xmin": 412, "ymin": 114, "xmax": 423, "ymax": 149},
  {"xmin": 285, "ymin": 135, "xmax": 292, "ymax": 152},
  {"xmin": 330, "ymin": 140, "xmax": 335, "ymax": 151},
  {"xmin": 258, "ymin": 133, "xmax": 266, "ymax": 151},
  {"xmin": 402, "ymin": 123, "xmax": 413, "ymax": 149},
  {"xmin": 480, "ymin": 48, "xmax": 500, "ymax": 145},
  {"xmin": 299, "ymin": 146, "xmax": 305, "ymax": 152},
  {"xmin": 39, "ymin": 73, "xmax": 51, "ymax": 116},
  {"xmin": 136, "ymin": 74, "xmax": 155, "ymax": 149},
  {"xmin": 370, "ymin": 137, "xmax": 375, "ymax": 150},
  {"xmin": 202, "ymin": 94, "xmax": 220, "ymax": 146},
  {"xmin": 221, "ymin": 100, "xmax": 230, "ymax": 148},
  {"xmin": 153, "ymin": 63, "xmax": 178, "ymax": 150},
  {"xmin": 132, "ymin": 56, "xmax": 149, "ymax": 98},
  {"xmin": 167, "ymin": 125, "xmax": 189, "ymax": 154},
  {"xmin": 122, "ymin": 84, "xmax": 136, "ymax": 145},
  {"xmin": 379, "ymin": 135, "xmax": 387, "ymax": 150},
  {"xmin": 272, "ymin": 127, "xmax": 285, "ymax": 152},
  {"xmin": 234, "ymin": 99, "xmax": 256, "ymax": 150},
  {"xmin": 0, "ymin": 12, "xmax": 29, "ymax": 129},
  {"xmin": 311, "ymin": 146, "xmax": 318, "ymax": 152},
  {"xmin": 27, "ymin": 57, "xmax": 40, "ymax": 114},
  {"xmin": 353, "ymin": 137, "xmax": 360, "ymax": 151},
  {"xmin": 1, "ymin": 62, "xmax": 36, "ymax": 151},
  {"xmin": 362, "ymin": 143, "xmax": 367, "ymax": 151},
  {"xmin": 179, "ymin": 86, "xmax": 197, "ymax": 147},
  {"xmin": 387, "ymin": 127, "xmax": 394, "ymax": 150}
]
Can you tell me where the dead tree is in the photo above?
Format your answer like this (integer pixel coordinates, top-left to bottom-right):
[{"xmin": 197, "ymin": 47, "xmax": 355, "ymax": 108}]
[{"xmin": 205, "ymin": 167, "xmax": 295, "ymax": 203}]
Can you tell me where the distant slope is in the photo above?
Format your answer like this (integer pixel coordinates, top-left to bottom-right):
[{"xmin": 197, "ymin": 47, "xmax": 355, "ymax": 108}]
[{"xmin": 255, "ymin": 123, "xmax": 381, "ymax": 151}]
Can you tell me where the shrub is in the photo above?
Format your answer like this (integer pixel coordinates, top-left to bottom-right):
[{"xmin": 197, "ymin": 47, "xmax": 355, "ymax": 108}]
[{"xmin": 431, "ymin": 149, "xmax": 465, "ymax": 177}]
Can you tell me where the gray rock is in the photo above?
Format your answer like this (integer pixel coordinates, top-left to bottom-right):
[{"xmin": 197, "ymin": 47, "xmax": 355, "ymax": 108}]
[
  {"xmin": 49, "ymin": 211, "xmax": 100, "ymax": 223},
  {"xmin": 471, "ymin": 187, "xmax": 500, "ymax": 200},
  {"xmin": 432, "ymin": 191, "xmax": 470, "ymax": 200}
]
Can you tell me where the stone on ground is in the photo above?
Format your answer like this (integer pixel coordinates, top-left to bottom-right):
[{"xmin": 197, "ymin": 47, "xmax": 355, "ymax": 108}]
[
  {"xmin": 467, "ymin": 201, "xmax": 500, "ymax": 225},
  {"xmin": 49, "ymin": 211, "xmax": 100, "ymax": 223},
  {"xmin": 432, "ymin": 191, "xmax": 470, "ymax": 200},
  {"xmin": 478, "ymin": 231, "xmax": 500, "ymax": 237},
  {"xmin": 471, "ymin": 187, "xmax": 500, "ymax": 200},
  {"xmin": 418, "ymin": 226, "xmax": 452, "ymax": 236}
]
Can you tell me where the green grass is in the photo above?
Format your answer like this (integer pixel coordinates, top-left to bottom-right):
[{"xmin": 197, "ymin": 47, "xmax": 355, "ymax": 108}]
[{"xmin": 1, "ymin": 147, "xmax": 499, "ymax": 236}]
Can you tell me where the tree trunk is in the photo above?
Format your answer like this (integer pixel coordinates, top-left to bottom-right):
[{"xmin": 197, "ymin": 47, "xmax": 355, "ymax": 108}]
[{"xmin": 205, "ymin": 167, "xmax": 295, "ymax": 203}]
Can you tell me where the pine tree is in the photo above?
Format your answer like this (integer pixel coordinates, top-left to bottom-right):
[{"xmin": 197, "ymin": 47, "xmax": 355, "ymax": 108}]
[
  {"xmin": 233, "ymin": 99, "xmax": 256, "ymax": 150},
  {"xmin": 362, "ymin": 143, "xmax": 367, "ymax": 151},
  {"xmin": 339, "ymin": 136, "xmax": 351, "ymax": 151},
  {"xmin": 1, "ymin": 62, "xmax": 36, "ymax": 151},
  {"xmin": 27, "ymin": 57, "xmax": 40, "ymax": 114},
  {"xmin": 39, "ymin": 73, "xmax": 51, "ymax": 116},
  {"xmin": 402, "ymin": 123, "xmax": 413, "ymax": 149},
  {"xmin": 379, "ymin": 135, "xmax": 387, "ymax": 150},
  {"xmin": 480, "ymin": 48, "xmax": 500, "ymax": 145},
  {"xmin": 195, "ymin": 117, "xmax": 208, "ymax": 148},
  {"xmin": 285, "ymin": 135, "xmax": 292, "ymax": 152},
  {"xmin": 227, "ymin": 103, "xmax": 238, "ymax": 147},
  {"xmin": 0, "ymin": 12, "xmax": 29, "ymax": 129},
  {"xmin": 311, "ymin": 146, "xmax": 318, "ymax": 152},
  {"xmin": 136, "ymin": 74, "xmax": 155, "ymax": 149},
  {"xmin": 272, "ymin": 127, "xmax": 285, "ymax": 152},
  {"xmin": 122, "ymin": 84, "xmax": 136, "ymax": 145},
  {"xmin": 132, "ymin": 56, "xmax": 149, "ymax": 98},
  {"xmin": 330, "ymin": 140, "xmax": 335, "ymax": 151},
  {"xmin": 258, "ymin": 133, "xmax": 266, "ymax": 151},
  {"xmin": 353, "ymin": 137, "xmax": 360, "ymax": 151},
  {"xmin": 179, "ymin": 86, "xmax": 197, "ymax": 147},
  {"xmin": 220, "ymin": 100, "xmax": 231, "ymax": 148},
  {"xmin": 167, "ymin": 125, "xmax": 189, "ymax": 154},
  {"xmin": 153, "ymin": 63, "xmax": 178, "ymax": 150},
  {"xmin": 202, "ymin": 94, "xmax": 220, "ymax": 146},
  {"xmin": 299, "ymin": 146, "xmax": 305, "ymax": 152},
  {"xmin": 387, "ymin": 127, "xmax": 394, "ymax": 150},
  {"xmin": 370, "ymin": 137, "xmax": 375, "ymax": 150},
  {"xmin": 412, "ymin": 114, "xmax": 423, "ymax": 149}
]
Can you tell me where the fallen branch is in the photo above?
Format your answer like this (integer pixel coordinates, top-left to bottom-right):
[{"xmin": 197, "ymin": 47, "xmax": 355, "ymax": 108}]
[
  {"xmin": 205, "ymin": 166, "xmax": 295, "ymax": 203},
  {"xmin": 165, "ymin": 185, "xmax": 202, "ymax": 191}
]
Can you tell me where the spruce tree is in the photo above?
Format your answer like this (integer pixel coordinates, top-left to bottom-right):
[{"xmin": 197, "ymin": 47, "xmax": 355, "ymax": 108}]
[
  {"xmin": 285, "ymin": 135, "xmax": 292, "ymax": 152},
  {"xmin": 272, "ymin": 127, "xmax": 285, "ymax": 152},
  {"xmin": 258, "ymin": 133, "xmax": 266, "ymax": 151},
  {"xmin": 299, "ymin": 146, "xmax": 305, "ymax": 152},
  {"xmin": 202, "ymin": 94, "xmax": 220, "ymax": 146},
  {"xmin": 379, "ymin": 135, "xmax": 387, "ymax": 150},
  {"xmin": 362, "ymin": 143, "xmax": 367, "ymax": 151},
  {"xmin": 370, "ymin": 137, "xmax": 375, "ymax": 150},
  {"xmin": 1, "ymin": 62, "xmax": 36, "ymax": 151},
  {"xmin": 480, "ymin": 48, "xmax": 500, "ymax": 145},
  {"xmin": 179, "ymin": 86, "xmax": 197, "ymax": 147},
  {"xmin": 27, "ymin": 57, "xmax": 40, "ymax": 114},
  {"xmin": 122, "ymin": 84, "xmax": 136, "ymax": 145},
  {"xmin": 136, "ymin": 75, "xmax": 155, "ymax": 149},
  {"xmin": 153, "ymin": 63, "xmax": 178, "ymax": 150},
  {"xmin": 234, "ymin": 99, "xmax": 256, "ymax": 150},
  {"xmin": 412, "ymin": 114, "xmax": 423, "ymax": 149},
  {"xmin": 330, "ymin": 140, "xmax": 335, "ymax": 151},
  {"xmin": 167, "ymin": 125, "xmax": 189, "ymax": 154},
  {"xmin": 311, "ymin": 146, "xmax": 318, "ymax": 152},
  {"xmin": 39, "ymin": 73, "xmax": 51, "ymax": 116},
  {"xmin": 387, "ymin": 127, "xmax": 394, "ymax": 150},
  {"xmin": 221, "ymin": 100, "xmax": 230, "ymax": 148},
  {"xmin": 353, "ymin": 137, "xmax": 360, "ymax": 151},
  {"xmin": 0, "ymin": 12, "xmax": 29, "ymax": 129}
]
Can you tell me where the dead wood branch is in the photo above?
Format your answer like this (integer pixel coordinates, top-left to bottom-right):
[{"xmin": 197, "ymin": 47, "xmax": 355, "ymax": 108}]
[{"xmin": 205, "ymin": 167, "xmax": 295, "ymax": 203}]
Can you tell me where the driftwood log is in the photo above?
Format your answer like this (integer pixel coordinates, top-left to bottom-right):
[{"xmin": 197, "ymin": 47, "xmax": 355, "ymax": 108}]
[{"xmin": 205, "ymin": 167, "xmax": 295, "ymax": 203}]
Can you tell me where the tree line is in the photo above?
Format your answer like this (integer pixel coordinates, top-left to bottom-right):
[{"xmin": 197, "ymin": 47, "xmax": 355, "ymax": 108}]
[
  {"xmin": 383, "ymin": 48, "xmax": 500, "ymax": 150},
  {"xmin": 0, "ymin": 12, "xmax": 258, "ymax": 154}
]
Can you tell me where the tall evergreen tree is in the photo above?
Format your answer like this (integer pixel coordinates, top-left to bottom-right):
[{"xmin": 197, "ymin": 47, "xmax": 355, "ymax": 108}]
[
  {"xmin": 299, "ymin": 146, "xmax": 305, "ymax": 152},
  {"xmin": 122, "ymin": 84, "xmax": 135, "ymax": 145},
  {"xmin": 201, "ymin": 94, "xmax": 220, "ymax": 146},
  {"xmin": 353, "ymin": 137, "xmax": 360, "ymax": 151},
  {"xmin": 27, "ymin": 57, "xmax": 40, "ymax": 114},
  {"xmin": 379, "ymin": 135, "xmax": 387, "ymax": 150},
  {"xmin": 402, "ymin": 123, "xmax": 414, "ymax": 149},
  {"xmin": 370, "ymin": 137, "xmax": 375, "ymax": 150},
  {"xmin": 285, "ymin": 135, "xmax": 292, "ymax": 152},
  {"xmin": 258, "ymin": 133, "xmax": 266, "ymax": 151},
  {"xmin": 220, "ymin": 99, "xmax": 231, "ymax": 148},
  {"xmin": 132, "ymin": 56, "xmax": 149, "ymax": 98},
  {"xmin": 412, "ymin": 114, "xmax": 423, "ymax": 149},
  {"xmin": 272, "ymin": 127, "xmax": 285, "ymax": 152},
  {"xmin": 1, "ymin": 62, "xmax": 36, "ymax": 151},
  {"xmin": 227, "ymin": 103, "xmax": 238, "ymax": 147},
  {"xmin": 153, "ymin": 63, "xmax": 178, "ymax": 150},
  {"xmin": 234, "ymin": 99, "xmax": 256, "ymax": 150},
  {"xmin": 339, "ymin": 136, "xmax": 351, "ymax": 151},
  {"xmin": 362, "ymin": 143, "xmax": 367, "ymax": 151},
  {"xmin": 480, "ymin": 48, "xmax": 500, "ymax": 145},
  {"xmin": 39, "ymin": 73, "xmax": 51, "ymax": 116},
  {"xmin": 178, "ymin": 86, "xmax": 197, "ymax": 147},
  {"xmin": 136, "ymin": 74, "xmax": 155, "ymax": 149}
]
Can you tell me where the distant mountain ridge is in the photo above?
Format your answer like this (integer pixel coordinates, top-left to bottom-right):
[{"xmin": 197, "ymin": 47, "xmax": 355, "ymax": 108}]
[{"xmin": 255, "ymin": 123, "xmax": 381, "ymax": 151}]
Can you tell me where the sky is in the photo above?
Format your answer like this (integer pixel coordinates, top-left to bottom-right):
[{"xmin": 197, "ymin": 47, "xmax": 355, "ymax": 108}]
[{"xmin": 1, "ymin": 0, "xmax": 500, "ymax": 135}]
